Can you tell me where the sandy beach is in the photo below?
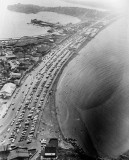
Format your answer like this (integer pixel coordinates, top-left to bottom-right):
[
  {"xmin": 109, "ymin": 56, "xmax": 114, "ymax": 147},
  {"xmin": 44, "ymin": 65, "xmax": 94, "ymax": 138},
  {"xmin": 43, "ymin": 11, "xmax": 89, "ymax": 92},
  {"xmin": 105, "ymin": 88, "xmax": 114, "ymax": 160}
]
[{"xmin": 56, "ymin": 17, "xmax": 129, "ymax": 158}]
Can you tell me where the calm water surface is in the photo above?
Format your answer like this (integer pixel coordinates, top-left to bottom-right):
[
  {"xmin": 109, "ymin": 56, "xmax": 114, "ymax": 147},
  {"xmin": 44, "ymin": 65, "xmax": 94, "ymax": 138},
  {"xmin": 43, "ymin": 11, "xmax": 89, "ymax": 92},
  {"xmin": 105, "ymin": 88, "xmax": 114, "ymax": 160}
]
[
  {"xmin": 56, "ymin": 17, "xmax": 129, "ymax": 158},
  {"xmin": 0, "ymin": 9, "xmax": 80, "ymax": 39},
  {"xmin": 0, "ymin": 0, "xmax": 106, "ymax": 39}
]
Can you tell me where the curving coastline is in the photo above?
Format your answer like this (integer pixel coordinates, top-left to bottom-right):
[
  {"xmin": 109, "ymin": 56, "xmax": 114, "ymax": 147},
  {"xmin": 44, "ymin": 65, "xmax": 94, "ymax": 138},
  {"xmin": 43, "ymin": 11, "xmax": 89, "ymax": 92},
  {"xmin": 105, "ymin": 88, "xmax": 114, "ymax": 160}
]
[{"xmin": 55, "ymin": 17, "xmax": 129, "ymax": 159}]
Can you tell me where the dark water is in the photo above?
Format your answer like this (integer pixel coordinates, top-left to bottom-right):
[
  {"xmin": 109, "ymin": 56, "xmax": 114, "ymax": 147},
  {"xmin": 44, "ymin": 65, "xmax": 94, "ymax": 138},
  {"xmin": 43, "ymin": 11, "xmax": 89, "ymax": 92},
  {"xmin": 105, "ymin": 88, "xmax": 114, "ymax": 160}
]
[{"xmin": 56, "ymin": 17, "xmax": 129, "ymax": 158}]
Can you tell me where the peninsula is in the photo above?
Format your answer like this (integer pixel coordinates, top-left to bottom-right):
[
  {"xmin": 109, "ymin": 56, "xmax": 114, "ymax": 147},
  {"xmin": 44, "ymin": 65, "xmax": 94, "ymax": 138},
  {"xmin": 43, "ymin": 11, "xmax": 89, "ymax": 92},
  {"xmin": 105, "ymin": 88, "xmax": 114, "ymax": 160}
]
[{"xmin": 7, "ymin": 3, "xmax": 109, "ymax": 20}]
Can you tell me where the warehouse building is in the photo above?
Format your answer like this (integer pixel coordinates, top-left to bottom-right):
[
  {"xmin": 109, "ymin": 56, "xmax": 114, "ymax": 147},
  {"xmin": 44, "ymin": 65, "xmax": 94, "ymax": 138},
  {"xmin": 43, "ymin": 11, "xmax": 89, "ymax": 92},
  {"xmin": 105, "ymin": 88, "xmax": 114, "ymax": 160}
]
[
  {"xmin": 43, "ymin": 138, "xmax": 58, "ymax": 159},
  {"xmin": 0, "ymin": 83, "xmax": 16, "ymax": 99}
]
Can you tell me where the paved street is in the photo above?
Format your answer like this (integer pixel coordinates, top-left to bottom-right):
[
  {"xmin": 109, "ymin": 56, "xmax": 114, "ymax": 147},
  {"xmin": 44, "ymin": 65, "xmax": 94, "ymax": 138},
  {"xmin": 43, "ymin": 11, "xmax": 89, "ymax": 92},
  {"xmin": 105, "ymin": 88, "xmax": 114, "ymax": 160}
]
[{"xmin": 0, "ymin": 15, "xmax": 116, "ymax": 157}]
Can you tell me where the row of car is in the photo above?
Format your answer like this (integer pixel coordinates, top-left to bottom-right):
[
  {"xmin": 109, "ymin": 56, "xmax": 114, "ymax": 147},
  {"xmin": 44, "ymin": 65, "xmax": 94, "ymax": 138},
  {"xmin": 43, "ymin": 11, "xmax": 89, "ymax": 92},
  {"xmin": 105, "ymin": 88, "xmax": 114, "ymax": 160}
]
[
  {"xmin": 10, "ymin": 50, "xmax": 65, "ymax": 143},
  {"xmin": 8, "ymin": 35, "xmax": 70, "ymax": 143},
  {"xmin": 6, "ymin": 23, "xmax": 93, "ymax": 145},
  {"xmin": 16, "ymin": 61, "xmax": 52, "ymax": 143},
  {"xmin": 2, "ymin": 18, "xmax": 113, "ymax": 145},
  {"xmin": 21, "ymin": 42, "xmax": 75, "ymax": 143},
  {"xmin": 7, "ymin": 84, "xmax": 34, "ymax": 143}
]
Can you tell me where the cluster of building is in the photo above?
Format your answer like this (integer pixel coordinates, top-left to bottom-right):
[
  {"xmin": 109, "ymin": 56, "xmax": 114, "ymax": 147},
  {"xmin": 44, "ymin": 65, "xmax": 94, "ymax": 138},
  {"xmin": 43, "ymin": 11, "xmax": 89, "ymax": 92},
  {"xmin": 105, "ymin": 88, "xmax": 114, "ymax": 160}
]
[
  {"xmin": 0, "ymin": 137, "xmax": 88, "ymax": 160},
  {"xmin": 0, "ymin": 21, "xmax": 79, "ymax": 100},
  {"xmin": 0, "ymin": 35, "xmax": 60, "ymax": 99},
  {"xmin": 0, "ymin": 138, "xmax": 59, "ymax": 160},
  {"xmin": 0, "ymin": 49, "xmax": 31, "ymax": 98},
  {"xmin": 83, "ymin": 28, "xmax": 99, "ymax": 38},
  {"xmin": 0, "ymin": 48, "xmax": 39, "ymax": 98},
  {"xmin": 0, "ymin": 70, "xmax": 7, "ymax": 89}
]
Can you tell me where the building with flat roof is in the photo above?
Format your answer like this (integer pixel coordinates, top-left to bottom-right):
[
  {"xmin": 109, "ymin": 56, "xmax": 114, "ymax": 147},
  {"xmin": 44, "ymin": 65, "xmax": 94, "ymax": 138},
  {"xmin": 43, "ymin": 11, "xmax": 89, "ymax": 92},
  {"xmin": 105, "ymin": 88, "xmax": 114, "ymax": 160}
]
[
  {"xmin": 49, "ymin": 138, "xmax": 58, "ymax": 148},
  {"xmin": 0, "ymin": 83, "xmax": 16, "ymax": 99},
  {"xmin": 6, "ymin": 54, "xmax": 16, "ymax": 60},
  {"xmin": 43, "ymin": 138, "xmax": 58, "ymax": 159},
  {"xmin": 10, "ymin": 72, "xmax": 21, "ymax": 79},
  {"xmin": 44, "ymin": 147, "xmax": 57, "ymax": 159}
]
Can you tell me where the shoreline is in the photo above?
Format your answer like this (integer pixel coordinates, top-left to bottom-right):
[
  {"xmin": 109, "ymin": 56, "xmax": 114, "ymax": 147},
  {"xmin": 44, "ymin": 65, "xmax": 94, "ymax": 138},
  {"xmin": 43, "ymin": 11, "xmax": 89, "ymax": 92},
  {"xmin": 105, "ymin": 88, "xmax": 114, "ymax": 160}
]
[
  {"xmin": 52, "ymin": 19, "xmax": 118, "ymax": 157},
  {"xmin": 0, "ymin": 4, "xmax": 109, "ymax": 40},
  {"xmin": 54, "ymin": 17, "xmax": 127, "ymax": 159},
  {"xmin": 0, "ymin": 12, "xmax": 120, "ymax": 159}
]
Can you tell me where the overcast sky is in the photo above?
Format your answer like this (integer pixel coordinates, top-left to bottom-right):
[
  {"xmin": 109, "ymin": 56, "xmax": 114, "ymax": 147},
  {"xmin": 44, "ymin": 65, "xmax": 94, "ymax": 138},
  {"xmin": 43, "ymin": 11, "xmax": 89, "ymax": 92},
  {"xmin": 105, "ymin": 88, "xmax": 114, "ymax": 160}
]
[
  {"xmin": 0, "ymin": 0, "xmax": 128, "ymax": 9},
  {"xmin": 0, "ymin": 0, "xmax": 128, "ymax": 16},
  {"xmin": 62, "ymin": 0, "xmax": 128, "ymax": 10}
]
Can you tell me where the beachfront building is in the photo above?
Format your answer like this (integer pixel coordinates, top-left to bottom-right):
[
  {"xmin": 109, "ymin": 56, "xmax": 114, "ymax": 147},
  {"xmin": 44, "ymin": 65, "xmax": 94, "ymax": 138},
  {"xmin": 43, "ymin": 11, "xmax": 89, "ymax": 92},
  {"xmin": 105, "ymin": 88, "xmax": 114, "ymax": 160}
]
[
  {"xmin": 43, "ymin": 138, "xmax": 58, "ymax": 159},
  {"xmin": 44, "ymin": 147, "xmax": 57, "ymax": 159}
]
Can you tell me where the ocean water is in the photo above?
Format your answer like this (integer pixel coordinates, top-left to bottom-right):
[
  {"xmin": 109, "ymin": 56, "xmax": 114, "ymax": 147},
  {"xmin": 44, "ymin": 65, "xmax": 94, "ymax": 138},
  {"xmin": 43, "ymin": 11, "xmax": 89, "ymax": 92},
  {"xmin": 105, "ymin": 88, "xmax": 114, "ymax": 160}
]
[
  {"xmin": 56, "ymin": 17, "xmax": 129, "ymax": 158},
  {"xmin": 0, "ymin": 10, "xmax": 80, "ymax": 39},
  {"xmin": 0, "ymin": 0, "xmax": 81, "ymax": 39},
  {"xmin": 0, "ymin": 0, "xmax": 109, "ymax": 40}
]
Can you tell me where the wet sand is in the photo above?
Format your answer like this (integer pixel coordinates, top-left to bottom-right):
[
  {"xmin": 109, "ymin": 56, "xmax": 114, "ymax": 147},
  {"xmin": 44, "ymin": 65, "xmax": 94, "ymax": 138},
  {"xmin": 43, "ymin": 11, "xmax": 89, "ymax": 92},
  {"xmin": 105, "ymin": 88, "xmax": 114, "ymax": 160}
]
[{"xmin": 56, "ymin": 17, "xmax": 129, "ymax": 158}]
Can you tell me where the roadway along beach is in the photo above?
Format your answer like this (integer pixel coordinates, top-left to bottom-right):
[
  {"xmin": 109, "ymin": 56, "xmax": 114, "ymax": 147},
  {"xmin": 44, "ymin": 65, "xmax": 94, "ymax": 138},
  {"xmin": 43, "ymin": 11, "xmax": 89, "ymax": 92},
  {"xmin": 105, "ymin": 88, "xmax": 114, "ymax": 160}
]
[
  {"xmin": 56, "ymin": 17, "xmax": 129, "ymax": 158},
  {"xmin": 0, "ymin": 7, "xmax": 119, "ymax": 159}
]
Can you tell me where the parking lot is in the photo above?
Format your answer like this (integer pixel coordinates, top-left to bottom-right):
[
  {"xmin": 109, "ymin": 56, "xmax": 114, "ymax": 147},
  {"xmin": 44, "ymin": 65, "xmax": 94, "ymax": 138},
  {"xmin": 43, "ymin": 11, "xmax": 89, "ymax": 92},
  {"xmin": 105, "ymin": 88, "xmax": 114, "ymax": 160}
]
[{"xmin": 0, "ymin": 15, "xmax": 114, "ymax": 147}]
